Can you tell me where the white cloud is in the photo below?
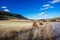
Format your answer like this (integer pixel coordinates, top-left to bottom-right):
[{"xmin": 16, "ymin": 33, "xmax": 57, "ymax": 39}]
[
  {"xmin": 3, "ymin": 9, "xmax": 10, "ymax": 12},
  {"xmin": 40, "ymin": 7, "xmax": 49, "ymax": 10},
  {"xmin": 40, "ymin": 0, "xmax": 60, "ymax": 11},
  {"xmin": 38, "ymin": 12, "xmax": 48, "ymax": 19},
  {"xmin": 1, "ymin": 6, "xmax": 7, "ymax": 8},
  {"xmin": 1, "ymin": 6, "xmax": 10, "ymax": 12},
  {"xmin": 38, "ymin": 12, "xmax": 45, "ymax": 16},
  {"xmin": 41, "ymin": 4, "xmax": 54, "ymax": 10},
  {"xmin": 49, "ymin": 0, "xmax": 60, "ymax": 4},
  {"xmin": 43, "ymin": 4, "xmax": 50, "ymax": 7}
]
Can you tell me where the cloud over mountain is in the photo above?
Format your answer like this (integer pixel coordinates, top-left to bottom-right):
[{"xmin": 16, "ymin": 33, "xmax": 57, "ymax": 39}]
[{"xmin": 3, "ymin": 9, "xmax": 10, "ymax": 12}]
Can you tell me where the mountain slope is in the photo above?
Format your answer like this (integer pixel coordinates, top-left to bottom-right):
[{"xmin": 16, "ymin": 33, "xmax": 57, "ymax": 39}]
[{"xmin": 0, "ymin": 11, "xmax": 28, "ymax": 20}]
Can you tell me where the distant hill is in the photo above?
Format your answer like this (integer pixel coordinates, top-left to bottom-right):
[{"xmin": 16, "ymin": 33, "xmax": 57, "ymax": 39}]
[
  {"xmin": 49, "ymin": 17, "xmax": 60, "ymax": 20},
  {"xmin": 0, "ymin": 11, "xmax": 28, "ymax": 20},
  {"xmin": 48, "ymin": 17, "xmax": 60, "ymax": 21},
  {"xmin": 38, "ymin": 17, "xmax": 60, "ymax": 22}
]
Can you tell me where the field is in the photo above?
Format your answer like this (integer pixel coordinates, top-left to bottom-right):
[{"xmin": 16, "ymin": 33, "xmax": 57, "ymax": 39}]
[{"xmin": 0, "ymin": 20, "xmax": 55, "ymax": 40}]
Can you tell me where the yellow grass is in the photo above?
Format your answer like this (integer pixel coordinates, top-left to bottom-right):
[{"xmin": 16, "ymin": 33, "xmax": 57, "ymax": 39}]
[
  {"xmin": 0, "ymin": 20, "xmax": 55, "ymax": 40},
  {"xmin": 0, "ymin": 20, "xmax": 33, "ymax": 32}
]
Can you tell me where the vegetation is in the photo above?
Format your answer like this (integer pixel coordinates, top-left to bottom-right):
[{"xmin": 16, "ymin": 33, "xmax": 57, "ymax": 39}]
[
  {"xmin": 0, "ymin": 21, "xmax": 55, "ymax": 40},
  {"xmin": 0, "ymin": 11, "xmax": 28, "ymax": 20}
]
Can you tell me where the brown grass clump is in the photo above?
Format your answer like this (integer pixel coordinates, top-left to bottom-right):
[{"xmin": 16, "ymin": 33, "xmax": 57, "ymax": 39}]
[
  {"xmin": 33, "ymin": 22, "xmax": 38, "ymax": 28},
  {"xmin": 39, "ymin": 22, "xmax": 43, "ymax": 25}
]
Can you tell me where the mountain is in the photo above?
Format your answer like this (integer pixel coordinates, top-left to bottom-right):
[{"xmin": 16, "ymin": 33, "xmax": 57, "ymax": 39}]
[
  {"xmin": 38, "ymin": 17, "xmax": 60, "ymax": 22},
  {"xmin": 0, "ymin": 11, "xmax": 28, "ymax": 20}
]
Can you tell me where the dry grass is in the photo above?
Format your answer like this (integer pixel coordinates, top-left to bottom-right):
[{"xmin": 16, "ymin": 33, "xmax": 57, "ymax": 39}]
[
  {"xmin": 0, "ymin": 20, "xmax": 33, "ymax": 32},
  {"xmin": 0, "ymin": 20, "xmax": 55, "ymax": 40}
]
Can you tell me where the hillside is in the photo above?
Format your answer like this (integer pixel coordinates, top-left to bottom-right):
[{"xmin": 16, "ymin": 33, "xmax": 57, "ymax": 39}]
[
  {"xmin": 0, "ymin": 11, "xmax": 28, "ymax": 20},
  {"xmin": 38, "ymin": 17, "xmax": 60, "ymax": 22}
]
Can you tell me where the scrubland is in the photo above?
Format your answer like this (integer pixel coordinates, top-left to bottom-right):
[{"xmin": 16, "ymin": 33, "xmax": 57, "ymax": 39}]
[{"xmin": 0, "ymin": 20, "xmax": 55, "ymax": 40}]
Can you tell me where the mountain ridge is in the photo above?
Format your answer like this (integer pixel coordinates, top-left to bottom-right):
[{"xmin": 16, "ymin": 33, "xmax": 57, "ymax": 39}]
[{"xmin": 0, "ymin": 11, "xmax": 28, "ymax": 20}]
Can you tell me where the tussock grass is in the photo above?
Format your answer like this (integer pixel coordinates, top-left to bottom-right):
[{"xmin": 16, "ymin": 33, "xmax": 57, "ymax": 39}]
[
  {"xmin": 0, "ymin": 21, "xmax": 55, "ymax": 40},
  {"xmin": 0, "ymin": 27, "xmax": 55, "ymax": 40}
]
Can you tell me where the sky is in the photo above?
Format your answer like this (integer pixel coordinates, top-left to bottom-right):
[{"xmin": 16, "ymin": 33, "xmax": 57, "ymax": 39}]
[{"xmin": 0, "ymin": 0, "xmax": 60, "ymax": 20}]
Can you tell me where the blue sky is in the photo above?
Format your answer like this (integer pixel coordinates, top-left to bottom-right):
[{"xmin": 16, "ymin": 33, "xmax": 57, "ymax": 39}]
[{"xmin": 0, "ymin": 0, "xmax": 60, "ymax": 19}]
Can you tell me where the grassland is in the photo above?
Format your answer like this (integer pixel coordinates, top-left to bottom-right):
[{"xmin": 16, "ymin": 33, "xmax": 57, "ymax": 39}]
[{"xmin": 0, "ymin": 20, "xmax": 55, "ymax": 40}]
